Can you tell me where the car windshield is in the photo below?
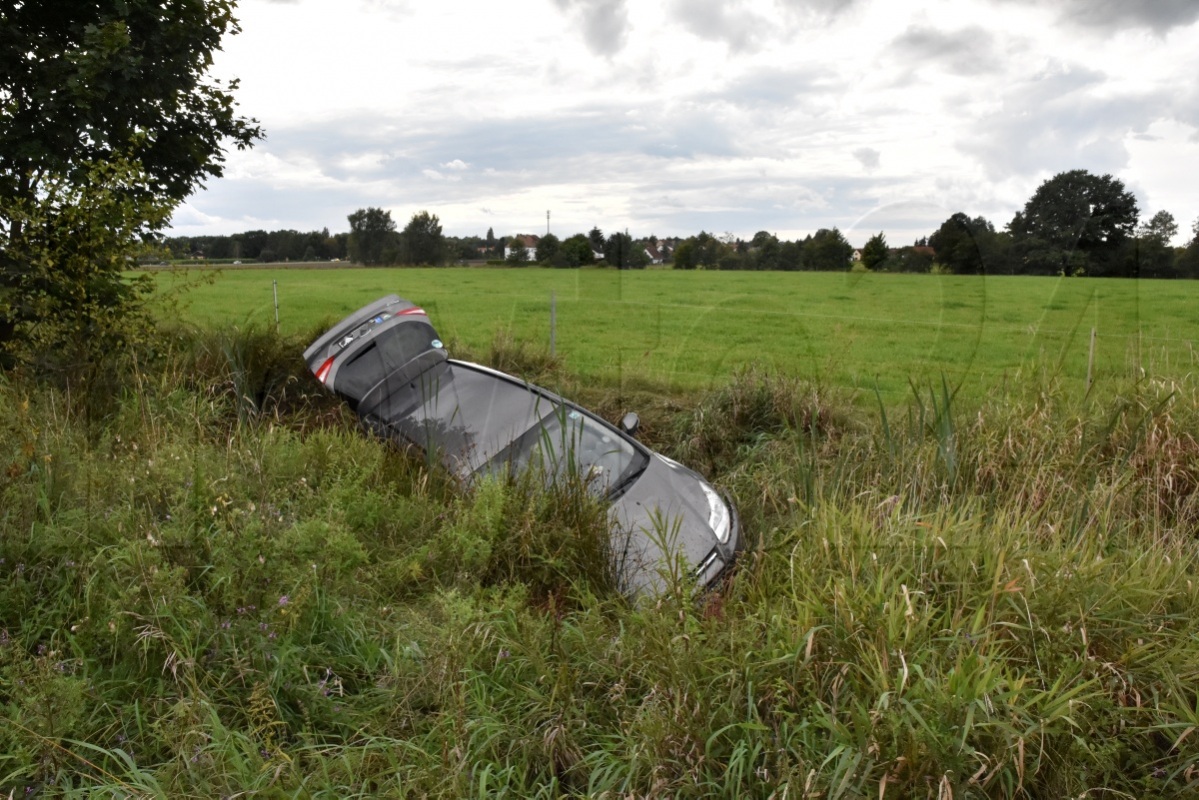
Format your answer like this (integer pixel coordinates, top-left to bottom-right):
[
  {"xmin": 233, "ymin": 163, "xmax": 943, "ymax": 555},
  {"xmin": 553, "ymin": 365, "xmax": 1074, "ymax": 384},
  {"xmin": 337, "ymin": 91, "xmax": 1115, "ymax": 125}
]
[{"xmin": 477, "ymin": 406, "xmax": 649, "ymax": 497}]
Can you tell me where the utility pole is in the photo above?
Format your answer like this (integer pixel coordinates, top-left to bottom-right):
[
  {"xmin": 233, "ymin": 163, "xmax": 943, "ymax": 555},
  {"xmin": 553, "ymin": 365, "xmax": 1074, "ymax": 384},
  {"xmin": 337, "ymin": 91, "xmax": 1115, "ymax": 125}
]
[{"xmin": 546, "ymin": 210, "xmax": 550, "ymax": 235}]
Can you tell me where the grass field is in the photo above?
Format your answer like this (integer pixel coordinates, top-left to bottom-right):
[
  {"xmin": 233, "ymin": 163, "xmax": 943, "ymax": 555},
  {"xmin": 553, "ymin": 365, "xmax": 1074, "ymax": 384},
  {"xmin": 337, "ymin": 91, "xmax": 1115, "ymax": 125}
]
[
  {"xmin": 4, "ymin": 324, "xmax": 1199, "ymax": 796},
  {"xmin": 155, "ymin": 266, "xmax": 1199, "ymax": 404},
  {"xmin": 4, "ymin": 268, "xmax": 1199, "ymax": 795}
]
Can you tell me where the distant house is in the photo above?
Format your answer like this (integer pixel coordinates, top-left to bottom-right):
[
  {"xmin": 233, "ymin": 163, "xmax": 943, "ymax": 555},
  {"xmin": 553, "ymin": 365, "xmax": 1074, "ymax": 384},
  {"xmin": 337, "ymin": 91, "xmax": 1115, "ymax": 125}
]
[
  {"xmin": 504, "ymin": 234, "xmax": 540, "ymax": 261},
  {"xmin": 851, "ymin": 248, "xmax": 863, "ymax": 262},
  {"xmin": 643, "ymin": 243, "xmax": 665, "ymax": 264}
]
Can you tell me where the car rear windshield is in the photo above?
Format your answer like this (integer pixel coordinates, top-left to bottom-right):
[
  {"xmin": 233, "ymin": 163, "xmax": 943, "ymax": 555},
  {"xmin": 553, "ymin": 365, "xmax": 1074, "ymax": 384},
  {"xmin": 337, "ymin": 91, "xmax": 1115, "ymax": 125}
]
[{"xmin": 336, "ymin": 320, "xmax": 440, "ymax": 402}]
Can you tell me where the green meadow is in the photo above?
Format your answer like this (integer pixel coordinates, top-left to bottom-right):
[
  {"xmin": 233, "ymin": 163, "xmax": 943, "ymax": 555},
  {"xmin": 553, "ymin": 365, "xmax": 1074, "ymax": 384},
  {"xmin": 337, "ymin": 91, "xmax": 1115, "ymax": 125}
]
[
  {"xmin": 158, "ymin": 266, "xmax": 1199, "ymax": 403},
  {"xmin": 3, "ymin": 266, "xmax": 1199, "ymax": 796}
]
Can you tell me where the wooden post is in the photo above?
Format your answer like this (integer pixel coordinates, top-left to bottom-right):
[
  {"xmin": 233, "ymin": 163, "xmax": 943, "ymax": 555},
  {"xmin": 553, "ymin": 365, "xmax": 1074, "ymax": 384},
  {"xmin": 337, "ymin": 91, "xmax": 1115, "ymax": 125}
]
[
  {"xmin": 273, "ymin": 280, "xmax": 280, "ymax": 332},
  {"xmin": 1086, "ymin": 327, "xmax": 1096, "ymax": 391},
  {"xmin": 549, "ymin": 290, "xmax": 556, "ymax": 357}
]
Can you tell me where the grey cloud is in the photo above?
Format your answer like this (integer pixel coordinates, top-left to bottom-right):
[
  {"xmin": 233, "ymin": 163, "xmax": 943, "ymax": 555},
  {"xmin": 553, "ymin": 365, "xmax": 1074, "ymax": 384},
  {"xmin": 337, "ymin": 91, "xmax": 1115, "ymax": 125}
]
[
  {"xmin": 775, "ymin": 0, "xmax": 861, "ymax": 25},
  {"xmin": 706, "ymin": 66, "xmax": 844, "ymax": 111},
  {"xmin": 996, "ymin": 0, "xmax": 1199, "ymax": 35},
  {"xmin": 269, "ymin": 103, "xmax": 740, "ymax": 196},
  {"xmin": 176, "ymin": 179, "xmax": 371, "ymax": 237},
  {"xmin": 626, "ymin": 172, "xmax": 905, "ymax": 239},
  {"xmin": 853, "ymin": 147, "xmax": 880, "ymax": 170},
  {"xmin": 552, "ymin": 0, "xmax": 630, "ymax": 56},
  {"xmin": 959, "ymin": 65, "xmax": 1163, "ymax": 179},
  {"xmin": 888, "ymin": 24, "xmax": 1002, "ymax": 76},
  {"xmin": 670, "ymin": 0, "xmax": 770, "ymax": 52}
]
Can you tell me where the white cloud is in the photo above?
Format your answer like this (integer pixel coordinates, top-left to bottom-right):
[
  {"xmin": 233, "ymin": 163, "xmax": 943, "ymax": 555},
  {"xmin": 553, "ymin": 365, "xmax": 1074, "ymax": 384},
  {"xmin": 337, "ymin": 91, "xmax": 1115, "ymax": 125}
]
[{"xmin": 170, "ymin": 0, "xmax": 1199, "ymax": 244}]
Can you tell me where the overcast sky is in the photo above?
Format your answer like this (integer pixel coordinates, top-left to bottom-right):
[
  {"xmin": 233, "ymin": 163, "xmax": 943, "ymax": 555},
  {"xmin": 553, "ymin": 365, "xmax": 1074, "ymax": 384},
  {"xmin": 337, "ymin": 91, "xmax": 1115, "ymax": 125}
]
[{"xmin": 170, "ymin": 0, "xmax": 1199, "ymax": 246}]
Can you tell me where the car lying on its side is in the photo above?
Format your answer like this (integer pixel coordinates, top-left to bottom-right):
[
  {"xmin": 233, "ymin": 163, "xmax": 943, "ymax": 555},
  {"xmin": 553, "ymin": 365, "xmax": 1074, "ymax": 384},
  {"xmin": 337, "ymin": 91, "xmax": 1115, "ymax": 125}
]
[{"xmin": 303, "ymin": 295, "xmax": 741, "ymax": 592}]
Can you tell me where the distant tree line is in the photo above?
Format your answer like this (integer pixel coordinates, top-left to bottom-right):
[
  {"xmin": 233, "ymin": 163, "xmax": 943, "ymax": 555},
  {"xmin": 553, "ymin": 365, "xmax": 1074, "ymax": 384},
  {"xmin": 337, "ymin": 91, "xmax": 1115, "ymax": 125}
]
[
  {"xmin": 920, "ymin": 170, "xmax": 1197, "ymax": 279},
  {"xmin": 166, "ymin": 228, "xmax": 349, "ymax": 262},
  {"xmin": 163, "ymin": 170, "xmax": 1199, "ymax": 278}
]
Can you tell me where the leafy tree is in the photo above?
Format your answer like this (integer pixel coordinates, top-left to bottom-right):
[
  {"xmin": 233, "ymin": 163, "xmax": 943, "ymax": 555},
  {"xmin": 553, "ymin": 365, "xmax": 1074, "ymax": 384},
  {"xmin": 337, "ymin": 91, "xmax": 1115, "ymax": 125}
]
[
  {"xmin": 238, "ymin": 230, "xmax": 268, "ymax": 260},
  {"xmin": 0, "ymin": 159, "xmax": 165, "ymax": 371},
  {"xmin": 693, "ymin": 232, "xmax": 728, "ymax": 268},
  {"xmin": 1138, "ymin": 210, "xmax": 1178, "ymax": 245},
  {"xmin": 749, "ymin": 232, "xmax": 780, "ymax": 270},
  {"xmin": 400, "ymin": 211, "xmax": 444, "ymax": 265},
  {"xmin": 861, "ymin": 231, "xmax": 888, "ymax": 270},
  {"xmin": 588, "ymin": 227, "xmax": 605, "ymax": 253},
  {"xmin": 506, "ymin": 237, "xmax": 530, "ymax": 264},
  {"xmin": 485, "ymin": 227, "xmax": 496, "ymax": 252},
  {"xmin": 558, "ymin": 234, "xmax": 594, "ymax": 268},
  {"xmin": 604, "ymin": 232, "xmax": 636, "ymax": 268},
  {"xmin": 1173, "ymin": 217, "xmax": 1199, "ymax": 279},
  {"xmin": 672, "ymin": 241, "xmax": 697, "ymax": 270},
  {"xmin": 536, "ymin": 233, "xmax": 561, "ymax": 264},
  {"xmin": 779, "ymin": 240, "xmax": 804, "ymax": 271},
  {"xmin": 1133, "ymin": 210, "xmax": 1179, "ymax": 278},
  {"xmin": 1008, "ymin": 170, "xmax": 1139, "ymax": 276},
  {"xmin": 803, "ymin": 228, "xmax": 853, "ymax": 271},
  {"xmin": 881, "ymin": 246, "xmax": 934, "ymax": 273},
  {"xmin": 0, "ymin": 0, "xmax": 261, "ymax": 363},
  {"xmin": 348, "ymin": 208, "xmax": 397, "ymax": 266},
  {"xmin": 929, "ymin": 213, "xmax": 996, "ymax": 274}
]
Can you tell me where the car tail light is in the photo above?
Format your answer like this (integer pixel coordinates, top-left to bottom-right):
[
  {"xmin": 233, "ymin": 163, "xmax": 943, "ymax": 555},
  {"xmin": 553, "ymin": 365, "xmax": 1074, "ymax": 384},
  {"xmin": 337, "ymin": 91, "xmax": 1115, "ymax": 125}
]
[
  {"xmin": 315, "ymin": 356, "xmax": 336, "ymax": 384},
  {"xmin": 398, "ymin": 307, "xmax": 426, "ymax": 316}
]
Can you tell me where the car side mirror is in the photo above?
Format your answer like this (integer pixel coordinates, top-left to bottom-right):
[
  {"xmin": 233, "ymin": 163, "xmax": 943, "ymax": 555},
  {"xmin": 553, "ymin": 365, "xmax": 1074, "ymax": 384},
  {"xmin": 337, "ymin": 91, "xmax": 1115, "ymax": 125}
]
[{"xmin": 620, "ymin": 412, "xmax": 640, "ymax": 437}]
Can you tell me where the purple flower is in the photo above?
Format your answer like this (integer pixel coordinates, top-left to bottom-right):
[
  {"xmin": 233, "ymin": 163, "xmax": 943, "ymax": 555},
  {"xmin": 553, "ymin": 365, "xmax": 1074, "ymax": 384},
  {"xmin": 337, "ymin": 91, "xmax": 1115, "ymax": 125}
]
[{"xmin": 277, "ymin": 595, "xmax": 290, "ymax": 607}]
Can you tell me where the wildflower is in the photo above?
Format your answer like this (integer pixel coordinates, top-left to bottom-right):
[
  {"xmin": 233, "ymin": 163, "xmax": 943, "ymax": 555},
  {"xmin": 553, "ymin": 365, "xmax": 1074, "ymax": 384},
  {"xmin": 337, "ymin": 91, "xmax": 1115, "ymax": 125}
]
[{"xmin": 278, "ymin": 595, "xmax": 290, "ymax": 607}]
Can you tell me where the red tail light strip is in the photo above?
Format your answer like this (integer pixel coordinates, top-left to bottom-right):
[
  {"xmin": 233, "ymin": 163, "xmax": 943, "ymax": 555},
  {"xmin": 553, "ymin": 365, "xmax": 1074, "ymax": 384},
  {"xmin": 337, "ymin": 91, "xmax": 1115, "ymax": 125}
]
[{"xmin": 315, "ymin": 355, "xmax": 336, "ymax": 384}]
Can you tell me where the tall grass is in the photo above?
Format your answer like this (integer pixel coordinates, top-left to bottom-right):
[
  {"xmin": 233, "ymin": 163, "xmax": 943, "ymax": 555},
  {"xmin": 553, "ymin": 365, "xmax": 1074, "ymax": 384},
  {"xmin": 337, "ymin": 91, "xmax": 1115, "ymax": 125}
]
[{"xmin": 2, "ymin": 327, "xmax": 1198, "ymax": 796}]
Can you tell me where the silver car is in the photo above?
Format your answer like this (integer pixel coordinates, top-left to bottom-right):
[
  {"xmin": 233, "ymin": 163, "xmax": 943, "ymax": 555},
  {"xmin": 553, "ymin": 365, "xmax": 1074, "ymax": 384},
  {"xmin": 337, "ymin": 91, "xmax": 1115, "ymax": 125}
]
[{"xmin": 304, "ymin": 295, "xmax": 740, "ymax": 592}]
